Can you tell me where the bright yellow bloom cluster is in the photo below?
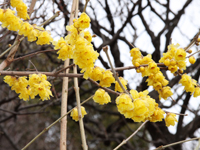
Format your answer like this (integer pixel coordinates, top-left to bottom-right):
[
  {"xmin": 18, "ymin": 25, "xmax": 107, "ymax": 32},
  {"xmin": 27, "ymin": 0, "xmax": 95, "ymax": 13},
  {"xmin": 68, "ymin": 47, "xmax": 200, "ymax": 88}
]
[
  {"xmin": 116, "ymin": 90, "xmax": 165, "ymax": 122},
  {"xmin": 28, "ymin": 74, "xmax": 53, "ymax": 100},
  {"xmin": 53, "ymin": 13, "xmax": 99, "ymax": 79},
  {"xmin": 4, "ymin": 74, "xmax": 52, "ymax": 101},
  {"xmin": 10, "ymin": 0, "xmax": 29, "ymax": 20},
  {"xmin": 179, "ymin": 74, "xmax": 200, "ymax": 97},
  {"xmin": 0, "ymin": 9, "xmax": 53, "ymax": 45},
  {"xmin": 93, "ymin": 88, "xmax": 111, "ymax": 105},
  {"xmin": 4, "ymin": 76, "xmax": 30, "ymax": 100},
  {"xmin": 115, "ymin": 77, "xmax": 127, "ymax": 92},
  {"xmin": 165, "ymin": 113, "xmax": 178, "ymax": 127},
  {"xmin": 70, "ymin": 106, "xmax": 87, "ymax": 121},
  {"xmin": 130, "ymin": 48, "xmax": 172, "ymax": 100},
  {"xmin": 89, "ymin": 67, "xmax": 115, "ymax": 87},
  {"xmin": 159, "ymin": 43, "xmax": 186, "ymax": 73}
]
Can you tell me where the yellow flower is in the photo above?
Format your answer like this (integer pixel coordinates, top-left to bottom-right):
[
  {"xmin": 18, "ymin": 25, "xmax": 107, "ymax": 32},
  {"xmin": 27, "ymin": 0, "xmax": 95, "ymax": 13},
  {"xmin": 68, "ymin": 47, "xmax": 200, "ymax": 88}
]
[
  {"xmin": 36, "ymin": 31, "xmax": 53, "ymax": 45},
  {"xmin": 53, "ymin": 37, "xmax": 66, "ymax": 50},
  {"xmin": 130, "ymin": 48, "xmax": 142, "ymax": 60},
  {"xmin": 89, "ymin": 67, "xmax": 105, "ymax": 81},
  {"xmin": 93, "ymin": 89, "xmax": 111, "ymax": 105},
  {"xmin": 165, "ymin": 113, "xmax": 178, "ymax": 127},
  {"xmin": 29, "ymin": 74, "xmax": 53, "ymax": 100},
  {"xmin": 168, "ymin": 65, "xmax": 178, "ymax": 73},
  {"xmin": 4, "ymin": 76, "xmax": 16, "ymax": 86},
  {"xmin": 10, "ymin": 0, "xmax": 29, "ymax": 19},
  {"xmin": 148, "ymin": 62, "xmax": 160, "ymax": 74},
  {"xmin": 116, "ymin": 94, "xmax": 134, "ymax": 115},
  {"xmin": 177, "ymin": 60, "xmax": 186, "ymax": 70},
  {"xmin": 70, "ymin": 106, "xmax": 87, "ymax": 121},
  {"xmin": 27, "ymin": 29, "xmax": 38, "ymax": 42},
  {"xmin": 149, "ymin": 105, "xmax": 165, "ymax": 122},
  {"xmin": 130, "ymin": 89, "xmax": 139, "ymax": 99},
  {"xmin": 175, "ymin": 48, "xmax": 186, "ymax": 61},
  {"xmin": 189, "ymin": 56, "xmax": 196, "ymax": 64},
  {"xmin": 19, "ymin": 87, "xmax": 30, "ymax": 101},
  {"xmin": 78, "ymin": 12, "xmax": 91, "ymax": 29},
  {"xmin": 194, "ymin": 87, "xmax": 200, "ymax": 97},
  {"xmin": 57, "ymin": 44, "xmax": 73, "ymax": 60},
  {"xmin": 99, "ymin": 70, "xmax": 115, "ymax": 87},
  {"xmin": 11, "ymin": 76, "xmax": 28, "ymax": 94},
  {"xmin": 179, "ymin": 74, "xmax": 196, "ymax": 93},
  {"xmin": 65, "ymin": 25, "xmax": 78, "ymax": 45},
  {"xmin": 83, "ymin": 30, "xmax": 92, "ymax": 42},
  {"xmin": 115, "ymin": 77, "xmax": 127, "ymax": 92},
  {"xmin": 133, "ymin": 99, "xmax": 148, "ymax": 117},
  {"xmin": 18, "ymin": 22, "xmax": 33, "ymax": 37},
  {"xmin": 158, "ymin": 86, "xmax": 173, "ymax": 100}
]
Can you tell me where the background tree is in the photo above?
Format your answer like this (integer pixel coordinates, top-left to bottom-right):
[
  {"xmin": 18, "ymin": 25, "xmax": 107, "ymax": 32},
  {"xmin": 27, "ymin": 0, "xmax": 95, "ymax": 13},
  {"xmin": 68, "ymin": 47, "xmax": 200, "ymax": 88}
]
[{"xmin": 0, "ymin": 0, "xmax": 200, "ymax": 150}]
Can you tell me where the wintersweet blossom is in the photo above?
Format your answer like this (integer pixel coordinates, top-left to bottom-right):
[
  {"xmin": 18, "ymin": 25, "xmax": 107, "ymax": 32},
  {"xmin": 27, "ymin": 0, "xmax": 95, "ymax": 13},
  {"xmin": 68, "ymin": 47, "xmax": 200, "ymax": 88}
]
[
  {"xmin": 10, "ymin": 0, "xmax": 29, "ymax": 19},
  {"xmin": 115, "ymin": 77, "xmax": 128, "ymax": 92},
  {"xmin": 99, "ymin": 70, "xmax": 115, "ymax": 87},
  {"xmin": 149, "ymin": 105, "xmax": 165, "ymax": 122},
  {"xmin": 179, "ymin": 74, "xmax": 197, "ymax": 93},
  {"xmin": 29, "ymin": 74, "xmax": 52, "ymax": 101},
  {"xmin": 4, "ymin": 74, "xmax": 53, "ymax": 101},
  {"xmin": 93, "ymin": 89, "xmax": 111, "ymax": 105},
  {"xmin": 70, "ymin": 106, "xmax": 87, "ymax": 121},
  {"xmin": 130, "ymin": 47, "xmax": 172, "ymax": 100},
  {"xmin": 165, "ymin": 113, "xmax": 178, "ymax": 127},
  {"xmin": 159, "ymin": 43, "xmax": 187, "ymax": 73},
  {"xmin": 89, "ymin": 67, "xmax": 105, "ymax": 81},
  {"xmin": 189, "ymin": 56, "xmax": 196, "ymax": 64}
]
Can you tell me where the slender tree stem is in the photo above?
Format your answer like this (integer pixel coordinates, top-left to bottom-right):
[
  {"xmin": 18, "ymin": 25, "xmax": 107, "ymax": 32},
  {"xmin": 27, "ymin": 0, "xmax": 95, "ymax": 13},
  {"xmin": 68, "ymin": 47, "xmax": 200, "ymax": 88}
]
[
  {"xmin": 114, "ymin": 120, "xmax": 148, "ymax": 150},
  {"xmin": 154, "ymin": 137, "xmax": 200, "ymax": 150},
  {"xmin": 59, "ymin": 0, "xmax": 76, "ymax": 149},
  {"xmin": 72, "ymin": 0, "xmax": 88, "ymax": 149},
  {"xmin": 103, "ymin": 46, "xmax": 134, "ymax": 101}
]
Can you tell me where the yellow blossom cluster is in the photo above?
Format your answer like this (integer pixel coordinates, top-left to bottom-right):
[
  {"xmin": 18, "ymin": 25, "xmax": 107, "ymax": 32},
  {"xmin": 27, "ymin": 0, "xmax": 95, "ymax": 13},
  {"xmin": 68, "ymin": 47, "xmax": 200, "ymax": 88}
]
[
  {"xmin": 93, "ymin": 88, "xmax": 111, "ymax": 105},
  {"xmin": 159, "ymin": 43, "xmax": 186, "ymax": 73},
  {"xmin": 115, "ymin": 77, "xmax": 127, "ymax": 92},
  {"xmin": 116, "ymin": 90, "xmax": 165, "ymax": 122},
  {"xmin": 165, "ymin": 113, "xmax": 178, "ymax": 127},
  {"xmin": 130, "ymin": 48, "xmax": 173, "ymax": 100},
  {"xmin": 0, "ymin": 9, "xmax": 53, "ymax": 45},
  {"xmin": 53, "ymin": 13, "xmax": 99, "ymax": 79},
  {"xmin": 10, "ymin": 0, "xmax": 29, "ymax": 20},
  {"xmin": 70, "ymin": 106, "xmax": 87, "ymax": 121},
  {"xmin": 4, "ymin": 74, "xmax": 52, "ymax": 101},
  {"xmin": 179, "ymin": 74, "xmax": 200, "ymax": 97},
  {"xmin": 89, "ymin": 66, "xmax": 115, "ymax": 87}
]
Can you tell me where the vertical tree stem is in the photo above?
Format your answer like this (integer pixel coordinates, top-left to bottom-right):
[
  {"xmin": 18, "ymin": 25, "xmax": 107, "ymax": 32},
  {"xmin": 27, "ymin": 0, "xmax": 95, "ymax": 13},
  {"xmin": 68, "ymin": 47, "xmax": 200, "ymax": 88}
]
[
  {"xmin": 73, "ymin": 1, "xmax": 88, "ymax": 149},
  {"xmin": 60, "ymin": 1, "xmax": 77, "ymax": 150}
]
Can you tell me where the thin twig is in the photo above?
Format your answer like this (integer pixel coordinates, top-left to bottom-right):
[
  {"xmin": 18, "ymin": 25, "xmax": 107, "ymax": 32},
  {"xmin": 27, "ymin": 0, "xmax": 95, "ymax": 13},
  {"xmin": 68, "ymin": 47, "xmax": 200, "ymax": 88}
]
[
  {"xmin": 103, "ymin": 46, "xmax": 134, "ymax": 101},
  {"xmin": 12, "ymin": 49, "xmax": 58, "ymax": 62},
  {"xmin": 39, "ymin": 11, "xmax": 60, "ymax": 26},
  {"xmin": 184, "ymin": 30, "xmax": 200, "ymax": 51},
  {"xmin": 54, "ymin": 64, "xmax": 75, "ymax": 75},
  {"xmin": 114, "ymin": 120, "xmax": 148, "ymax": 150},
  {"xmin": 154, "ymin": 137, "xmax": 200, "ymax": 150},
  {"xmin": 83, "ymin": 0, "xmax": 90, "ymax": 12},
  {"xmin": 186, "ymin": 49, "xmax": 200, "ymax": 58}
]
